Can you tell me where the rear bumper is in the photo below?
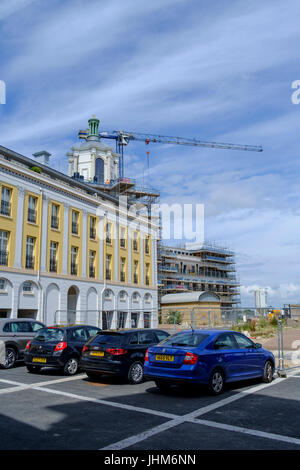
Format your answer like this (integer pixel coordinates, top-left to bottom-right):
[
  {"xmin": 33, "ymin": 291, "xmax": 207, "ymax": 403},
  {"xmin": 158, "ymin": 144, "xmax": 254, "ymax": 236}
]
[
  {"xmin": 24, "ymin": 352, "xmax": 65, "ymax": 368},
  {"xmin": 144, "ymin": 363, "xmax": 208, "ymax": 384},
  {"xmin": 79, "ymin": 357, "xmax": 125, "ymax": 376}
]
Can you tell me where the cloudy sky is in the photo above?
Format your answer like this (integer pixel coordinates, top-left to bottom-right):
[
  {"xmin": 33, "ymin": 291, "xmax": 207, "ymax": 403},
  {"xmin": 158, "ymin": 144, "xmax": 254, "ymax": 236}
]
[{"xmin": 0, "ymin": 0, "xmax": 300, "ymax": 307}]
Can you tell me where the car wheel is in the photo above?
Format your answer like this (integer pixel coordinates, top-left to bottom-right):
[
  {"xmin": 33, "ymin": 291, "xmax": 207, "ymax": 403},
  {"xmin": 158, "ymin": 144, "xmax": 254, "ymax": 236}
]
[
  {"xmin": 127, "ymin": 361, "xmax": 144, "ymax": 384},
  {"xmin": 262, "ymin": 360, "xmax": 274, "ymax": 383},
  {"xmin": 208, "ymin": 369, "xmax": 225, "ymax": 395},
  {"xmin": 1, "ymin": 347, "xmax": 17, "ymax": 369},
  {"xmin": 63, "ymin": 357, "xmax": 79, "ymax": 376},
  {"xmin": 26, "ymin": 365, "xmax": 42, "ymax": 373},
  {"xmin": 155, "ymin": 380, "xmax": 172, "ymax": 392}
]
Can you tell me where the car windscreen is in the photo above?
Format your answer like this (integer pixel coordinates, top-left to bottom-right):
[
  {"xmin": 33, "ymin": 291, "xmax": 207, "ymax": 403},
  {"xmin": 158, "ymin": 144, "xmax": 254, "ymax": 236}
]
[
  {"xmin": 159, "ymin": 332, "xmax": 208, "ymax": 347},
  {"xmin": 34, "ymin": 328, "xmax": 65, "ymax": 342},
  {"xmin": 91, "ymin": 333, "xmax": 122, "ymax": 346}
]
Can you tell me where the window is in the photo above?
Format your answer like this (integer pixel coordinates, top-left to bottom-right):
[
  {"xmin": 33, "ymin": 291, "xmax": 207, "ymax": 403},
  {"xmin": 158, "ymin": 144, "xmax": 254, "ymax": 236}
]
[
  {"xmin": 145, "ymin": 263, "xmax": 150, "ymax": 285},
  {"xmin": 155, "ymin": 330, "xmax": 170, "ymax": 342},
  {"xmin": 70, "ymin": 328, "xmax": 89, "ymax": 341},
  {"xmin": 70, "ymin": 246, "xmax": 78, "ymax": 275},
  {"xmin": 31, "ymin": 322, "xmax": 44, "ymax": 332},
  {"xmin": 1, "ymin": 186, "xmax": 11, "ymax": 216},
  {"xmin": 145, "ymin": 235, "xmax": 150, "ymax": 254},
  {"xmin": 117, "ymin": 312, "xmax": 126, "ymax": 329},
  {"xmin": 105, "ymin": 254, "xmax": 111, "ymax": 280},
  {"xmin": 129, "ymin": 332, "xmax": 138, "ymax": 344},
  {"xmin": 143, "ymin": 313, "xmax": 151, "ymax": 329},
  {"xmin": 89, "ymin": 250, "xmax": 96, "ymax": 278},
  {"xmin": 120, "ymin": 257, "xmax": 126, "ymax": 282},
  {"xmin": 144, "ymin": 293, "xmax": 151, "ymax": 303},
  {"xmin": 26, "ymin": 236, "xmax": 35, "ymax": 269},
  {"xmin": 232, "ymin": 333, "xmax": 255, "ymax": 349},
  {"xmin": 23, "ymin": 281, "xmax": 33, "ymax": 292},
  {"xmin": 90, "ymin": 217, "xmax": 96, "ymax": 239},
  {"xmin": 133, "ymin": 260, "xmax": 139, "ymax": 284},
  {"xmin": 120, "ymin": 227, "xmax": 126, "ymax": 248},
  {"xmin": 214, "ymin": 333, "xmax": 238, "ymax": 350},
  {"xmin": 139, "ymin": 331, "xmax": 155, "ymax": 345},
  {"xmin": 0, "ymin": 230, "xmax": 9, "ymax": 266},
  {"xmin": 49, "ymin": 241, "xmax": 58, "ymax": 272},
  {"xmin": 0, "ymin": 279, "xmax": 6, "ymax": 290},
  {"xmin": 51, "ymin": 204, "xmax": 59, "ymax": 229},
  {"xmin": 71, "ymin": 211, "xmax": 79, "ymax": 234},
  {"xmin": 106, "ymin": 222, "xmax": 112, "ymax": 244},
  {"xmin": 4, "ymin": 321, "xmax": 31, "ymax": 333},
  {"xmin": 104, "ymin": 289, "xmax": 112, "ymax": 300},
  {"xmin": 132, "ymin": 292, "xmax": 139, "ymax": 302},
  {"xmin": 86, "ymin": 327, "xmax": 100, "ymax": 338},
  {"xmin": 133, "ymin": 232, "xmax": 138, "ymax": 251},
  {"xmin": 161, "ymin": 332, "xmax": 208, "ymax": 347},
  {"xmin": 131, "ymin": 312, "xmax": 139, "ymax": 328},
  {"xmin": 119, "ymin": 291, "xmax": 127, "ymax": 301},
  {"xmin": 28, "ymin": 196, "xmax": 37, "ymax": 223}
]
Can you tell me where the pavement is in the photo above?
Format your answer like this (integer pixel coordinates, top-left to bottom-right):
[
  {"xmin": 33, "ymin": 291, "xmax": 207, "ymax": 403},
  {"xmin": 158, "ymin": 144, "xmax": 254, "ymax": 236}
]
[{"xmin": 1, "ymin": 364, "xmax": 300, "ymax": 450}]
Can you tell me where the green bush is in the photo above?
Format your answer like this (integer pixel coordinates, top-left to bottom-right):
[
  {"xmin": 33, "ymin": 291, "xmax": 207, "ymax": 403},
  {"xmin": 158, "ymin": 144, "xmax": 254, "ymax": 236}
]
[
  {"xmin": 30, "ymin": 166, "xmax": 41, "ymax": 173},
  {"xmin": 166, "ymin": 310, "xmax": 183, "ymax": 325}
]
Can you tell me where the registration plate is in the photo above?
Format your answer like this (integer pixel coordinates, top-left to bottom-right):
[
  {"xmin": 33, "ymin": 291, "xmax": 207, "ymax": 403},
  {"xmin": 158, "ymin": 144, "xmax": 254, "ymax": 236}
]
[
  {"xmin": 32, "ymin": 357, "xmax": 47, "ymax": 363},
  {"xmin": 90, "ymin": 351, "xmax": 104, "ymax": 357},
  {"xmin": 155, "ymin": 355, "xmax": 174, "ymax": 362}
]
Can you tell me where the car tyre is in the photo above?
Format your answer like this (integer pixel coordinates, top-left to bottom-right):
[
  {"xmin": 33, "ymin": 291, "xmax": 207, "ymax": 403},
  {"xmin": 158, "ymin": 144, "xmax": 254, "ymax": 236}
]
[
  {"xmin": 208, "ymin": 369, "xmax": 225, "ymax": 395},
  {"xmin": 262, "ymin": 360, "xmax": 274, "ymax": 383},
  {"xmin": 26, "ymin": 364, "xmax": 42, "ymax": 373},
  {"xmin": 63, "ymin": 357, "xmax": 79, "ymax": 376},
  {"xmin": 155, "ymin": 380, "xmax": 172, "ymax": 392},
  {"xmin": 127, "ymin": 361, "xmax": 144, "ymax": 384},
  {"xmin": 1, "ymin": 347, "xmax": 17, "ymax": 369}
]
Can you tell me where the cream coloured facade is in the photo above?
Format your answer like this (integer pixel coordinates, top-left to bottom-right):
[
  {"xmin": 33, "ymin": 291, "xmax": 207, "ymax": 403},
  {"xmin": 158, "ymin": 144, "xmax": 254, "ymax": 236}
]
[{"xmin": 0, "ymin": 126, "xmax": 159, "ymax": 328}]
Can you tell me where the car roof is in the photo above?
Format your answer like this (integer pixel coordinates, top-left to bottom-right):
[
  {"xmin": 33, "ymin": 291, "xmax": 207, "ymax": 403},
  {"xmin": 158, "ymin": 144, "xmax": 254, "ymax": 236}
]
[
  {"xmin": 172, "ymin": 329, "xmax": 234, "ymax": 336},
  {"xmin": 0, "ymin": 318, "xmax": 42, "ymax": 324},
  {"xmin": 44, "ymin": 325, "xmax": 100, "ymax": 331},
  {"xmin": 99, "ymin": 328, "xmax": 168, "ymax": 334}
]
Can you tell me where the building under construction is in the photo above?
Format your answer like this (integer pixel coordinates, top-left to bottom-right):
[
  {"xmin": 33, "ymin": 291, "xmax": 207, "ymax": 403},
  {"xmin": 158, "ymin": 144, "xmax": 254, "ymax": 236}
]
[{"xmin": 158, "ymin": 242, "xmax": 240, "ymax": 312}]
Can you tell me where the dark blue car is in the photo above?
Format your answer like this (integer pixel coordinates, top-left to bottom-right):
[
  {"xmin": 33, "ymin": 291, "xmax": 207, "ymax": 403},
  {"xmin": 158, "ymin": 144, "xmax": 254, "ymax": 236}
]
[{"xmin": 144, "ymin": 329, "xmax": 275, "ymax": 395}]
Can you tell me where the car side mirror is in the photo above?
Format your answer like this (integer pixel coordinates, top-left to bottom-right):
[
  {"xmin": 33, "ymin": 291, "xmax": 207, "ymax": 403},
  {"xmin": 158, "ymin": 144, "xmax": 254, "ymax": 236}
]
[{"xmin": 254, "ymin": 343, "xmax": 262, "ymax": 349}]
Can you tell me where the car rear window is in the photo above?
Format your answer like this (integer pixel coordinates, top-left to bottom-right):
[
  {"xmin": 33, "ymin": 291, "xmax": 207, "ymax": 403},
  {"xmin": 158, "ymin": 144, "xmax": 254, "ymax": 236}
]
[
  {"xmin": 34, "ymin": 328, "xmax": 65, "ymax": 341},
  {"xmin": 91, "ymin": 333, "xmax": 122, "ymax": 346},
  {"xmin": 160, "ymin": 332, "xmax": 208, "ymax": 347}
]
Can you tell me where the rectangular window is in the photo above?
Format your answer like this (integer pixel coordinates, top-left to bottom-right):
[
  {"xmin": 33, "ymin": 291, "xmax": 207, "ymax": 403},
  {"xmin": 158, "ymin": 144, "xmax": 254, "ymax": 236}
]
[
  {"xmin": 1, "ymin": 186, "xmax": 11, "ymax": 216},
  {"xmin": 0, "ymin": 230, "xmax": 9, "ymax": 266},
  {"xmin": 106, "ymin": 254, "xmax": 111, "ymax": 280},
  {"xmin": 106, "ymin": 222, "xmax": 112, "ymax": 244},
  {"xmin": 145, "ymin": 235, "xmax": 150, "ymax": 254},
  {"xmin": 90, "ymin": 217, "xmax": 96, "ymax": 240},
  {"xmin": 26, "ymin": 236, "xmax": 35, "ymax": 269},
  {"xmin": 28, "ymin": 196, "xmax": 37, "ymax": 223},
  {"xmin": 70, "ymin": 246, "xmax": 78, "ymax": 275},
  {"xmin": 133, "ymin": 260, "xmax": 139, "ymax": 284},
  {"xmin": 145, "ymin": 263, "xmax": 150, "ymax": 285},
  {"xmin": 89, "ymin": 250, "xmax": 96, "ymax": 278},
  {"xmin": 120, "ymin": 227, "xmax": 126, "ymax": 248},
  {"xmin": 71, "ymin": 211, "xmax": 79, "ymax": 234},
  {"xmin": 49, "ymin": 241, "xmax": 58, "ymax": 272},
  {"xmin": 133, "ymin": 232, "xmax": 138, "ymax": 252},
  {"xmin": 51, "ymin": 204, "xmax": 59, "ymax": 229},
  {"xmin": 120, "ymin": 257, "xmax": 126, "ymax": 282}
]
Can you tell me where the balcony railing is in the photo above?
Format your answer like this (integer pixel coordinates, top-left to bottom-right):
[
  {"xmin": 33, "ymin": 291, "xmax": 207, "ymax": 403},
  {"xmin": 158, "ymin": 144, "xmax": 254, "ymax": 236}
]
[
  {"xmin": 27, "ymin": 208, "xmax": 36, "ymax": 223},
  {"xmin": 0, "ymin": 250, "xmax": 8, "ymax": 266},
  {"xmin": 26, "ymin": 255, "xmax": 34, "ymax": 269},
  {"xmin": 0, "ymin": 200, "xmax": 10, "ymax": 216}
]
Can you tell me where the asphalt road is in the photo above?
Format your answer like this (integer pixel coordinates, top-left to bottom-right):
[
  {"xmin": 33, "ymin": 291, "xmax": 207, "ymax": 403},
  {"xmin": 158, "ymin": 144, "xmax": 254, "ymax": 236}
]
[{"xmin": 1, "ymin": 364, "xmax": 300, "ymax": 451}]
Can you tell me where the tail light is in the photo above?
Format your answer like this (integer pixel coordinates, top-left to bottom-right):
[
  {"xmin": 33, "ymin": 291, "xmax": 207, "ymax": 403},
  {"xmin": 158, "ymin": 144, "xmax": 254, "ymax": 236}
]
[
  {"xmin": 145, "ymin": 349, "xmax": 149, "ymax": 362},
  {"xmin": 106, "ymin": 348, "xmax": 127, "ymax": 355},
  {"xmin": 26, "ymin": 340, "xmax": 31, "ymax": 350},
  {"xmin": 183, "ymin": 352, "xmax": 198, "ymax": 365},
  {"xmin": 54, "ymin": 341, "xmax": 67, "ymax": 352},
  {"xmin": 82, "ymin": 345, "xmax": 88, "ymax": 353}
]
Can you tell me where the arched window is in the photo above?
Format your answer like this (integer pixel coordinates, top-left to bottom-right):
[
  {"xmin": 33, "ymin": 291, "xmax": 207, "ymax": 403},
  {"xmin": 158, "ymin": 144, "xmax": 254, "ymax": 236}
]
[{"xmin": 95, "ymin": 158, "xmax": 104, "ymax": 183}]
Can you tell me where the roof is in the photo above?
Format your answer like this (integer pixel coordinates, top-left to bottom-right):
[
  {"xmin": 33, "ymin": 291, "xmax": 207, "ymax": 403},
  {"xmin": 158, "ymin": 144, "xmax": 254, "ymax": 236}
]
[{"xmin": 161, "ymin": 291, "xmax": 220, "ymax": 304}]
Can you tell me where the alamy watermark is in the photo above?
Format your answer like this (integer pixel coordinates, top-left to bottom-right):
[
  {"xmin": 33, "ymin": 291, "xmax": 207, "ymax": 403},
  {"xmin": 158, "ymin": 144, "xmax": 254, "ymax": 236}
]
[
  {"xmin": 291, "ymin": 80, "xmax": 300, "ymax": 104},
  {"xmin": 0, "ymin": 80, "xmax": 6, "ymax": 104}
]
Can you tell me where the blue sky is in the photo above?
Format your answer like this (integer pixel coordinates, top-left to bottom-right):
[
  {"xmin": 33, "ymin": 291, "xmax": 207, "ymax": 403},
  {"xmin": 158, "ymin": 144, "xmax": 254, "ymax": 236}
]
[{"xmin": 1, "ymin": 0, "xmax": 300, "ymax": 307}]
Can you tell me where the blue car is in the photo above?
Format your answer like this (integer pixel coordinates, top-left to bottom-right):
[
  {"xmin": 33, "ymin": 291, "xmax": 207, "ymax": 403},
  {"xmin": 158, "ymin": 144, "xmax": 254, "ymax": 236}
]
[{"xmin": 144, "ymin": 329, "xmax": 275, "ymax": 395}]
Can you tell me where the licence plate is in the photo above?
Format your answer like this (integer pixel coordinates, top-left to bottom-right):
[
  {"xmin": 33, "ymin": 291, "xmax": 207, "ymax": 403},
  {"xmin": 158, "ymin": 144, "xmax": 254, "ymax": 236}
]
[
  {"xmin": 90, "ymin": 351, "xmax": 104, "ymax": 357},
  {"xmin": 32, "ymin": 357, "xmax": 47, "ymax": 363},
  {"xmin": 155, "ymin": 355, "xmax": 174, "ymax": 362}
]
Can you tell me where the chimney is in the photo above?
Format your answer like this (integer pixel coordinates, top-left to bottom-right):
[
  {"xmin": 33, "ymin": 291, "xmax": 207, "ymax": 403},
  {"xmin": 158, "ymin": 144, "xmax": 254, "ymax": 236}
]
[{"xmin": 32, "ymin": 151, "xmax": 51, "ymax": 166}]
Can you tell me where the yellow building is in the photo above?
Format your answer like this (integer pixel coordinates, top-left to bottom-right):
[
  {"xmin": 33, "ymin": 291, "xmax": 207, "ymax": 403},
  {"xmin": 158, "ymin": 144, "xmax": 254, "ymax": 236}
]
[{"xmin": 0, "ymin": 118, "xmax": 159, "ymax": 328}]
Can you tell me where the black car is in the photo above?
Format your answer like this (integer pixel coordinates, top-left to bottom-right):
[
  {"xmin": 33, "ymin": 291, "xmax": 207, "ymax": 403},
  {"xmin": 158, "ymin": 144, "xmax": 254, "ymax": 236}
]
[
  {"xmin": 24, "ymin": 325, "xmax": 101, "ymax": 375},
  {"xmin": 79, "ymin": 328, "xmax": 170, "ymax": 384}
]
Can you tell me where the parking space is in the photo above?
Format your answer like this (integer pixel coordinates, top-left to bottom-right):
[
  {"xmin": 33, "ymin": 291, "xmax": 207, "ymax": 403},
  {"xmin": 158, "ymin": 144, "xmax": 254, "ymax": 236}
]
[{"xmin": 1, "ymin": 365, "xmax": 300, "ymax": 450}]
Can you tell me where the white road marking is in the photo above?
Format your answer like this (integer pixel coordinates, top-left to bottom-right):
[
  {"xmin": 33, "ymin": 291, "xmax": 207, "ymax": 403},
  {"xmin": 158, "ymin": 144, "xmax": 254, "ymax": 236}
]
[
  {"xmin": 100, "ymin": 375, "xmax": 299, "ymax": 450},
  {"xmin": 189, "ymin": 418, "xmax": 300, "ymax": 447},
  {"xmin": 0, "ymin": 374, "xmax": 86, "ymax": 395}
]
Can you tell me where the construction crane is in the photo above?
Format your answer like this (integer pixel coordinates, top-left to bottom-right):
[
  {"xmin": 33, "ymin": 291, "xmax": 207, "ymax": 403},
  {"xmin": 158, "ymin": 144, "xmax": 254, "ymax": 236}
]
[{"xmin": 79, "ymin": 128, "xmax": 263, "ymax": 179}]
